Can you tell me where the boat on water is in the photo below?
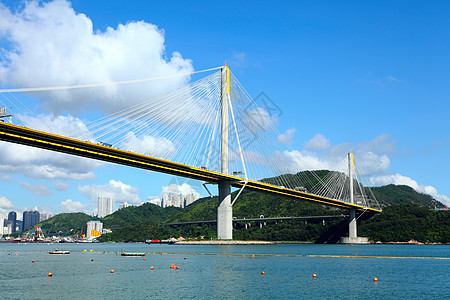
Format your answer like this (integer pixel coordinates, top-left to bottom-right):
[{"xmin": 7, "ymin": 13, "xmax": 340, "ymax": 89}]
[
  {"xmin": 48, "ymin": 250, "xmax": 70, "ymax": 254},
  {"xmin": 121, "ymin": 252, "xmax": 146, "ymax": 257},
  {"xmin": 145, "ymin": 238, "xmax": 177, "ymax": 244}
]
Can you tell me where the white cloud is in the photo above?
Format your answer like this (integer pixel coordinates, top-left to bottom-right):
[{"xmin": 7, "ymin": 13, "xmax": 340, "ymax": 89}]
[
  {"xmin": 53, "ymin": 181, "xmax": 70, "ymax": 191},
  {"xmin": 304, "ymin": 134, "xmax": 330, "ymax": 151},
  {"xmin": 78, "ymin": 179, "xmax": 141, "ymax": 205},
  {"xmin": 277, "ymin": 128, "xmax": 296, "ymax": 145},
  {"xmin": 275, "ymin": 134, "xmax": 393, "ymax": 176},
  {"xmin": 0, "ymin": 175, "xmax": 10, "ymax": 181},
  {"xmin": 0, "ymin": 196, "xmax": 14, "ymax": 209},
  {"xmin": 370, "ymin": 173, "xmax": 450, "ymax": 207},
  {"xmin": 244, "ymin": 107, "xmax": 277, "ymax": 134},
  {"xmin": 146, "ymin": 196, "xmax": 161, "ymax": 206},
  {"xmin": 0, "ymin": 0, "xmax": 194, "ymax": 114},
  {"xmin": 162, "ymin": 183, "xmax": 201, "ymax": 198},
  {"xmin": 121, "ymin": 131, "xmax": 176, "ymax": 158},
  {"xmin": 18, "ymin": 180, "xmax": 52, "ymax": 196},
  {"xmin": 0, "ymin": 196, "xmax": 14, "ymax": 218},
  {"xmin": 59, "ymin": 199, "xmax": 87, "ymax": 213},
  {"xmin": 0, "ymin": 114, "xmax": 101, "ymax": 180}
]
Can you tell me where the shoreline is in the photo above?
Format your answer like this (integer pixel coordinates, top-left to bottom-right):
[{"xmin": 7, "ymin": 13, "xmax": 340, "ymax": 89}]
[{"xmin": 174, "ymin": 240, "xmax": 276, "ymax": 245}]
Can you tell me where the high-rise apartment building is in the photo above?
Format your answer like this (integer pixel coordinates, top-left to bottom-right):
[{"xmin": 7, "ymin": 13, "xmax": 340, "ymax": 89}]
[
  {"xmin": 22, "ymin": 211, "xmax": 40, "ymax": 231},
  {"xmin": 7, "ymin": 211, "xmax": 16, "ymax": 233},
  {"xmin": 161, "ymin": 193, "xmax": 198, "ymax": 208},
  {"xmin": 119, "ymin": 202, "xmax": 132, "ymax": 209},
  {"xmin": 97, "ymin": 196, "xmax": 114, "ymax": 218},
  {"xmin": 86, "ymin": 221, "xmax": 103, "ymax": 238}
]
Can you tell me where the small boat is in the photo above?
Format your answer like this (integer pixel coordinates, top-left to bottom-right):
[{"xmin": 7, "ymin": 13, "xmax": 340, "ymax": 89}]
[
  {"xmin": 48, "ymin": 250, "xmax": 70, "ymax": 254},
  {"xmin": 121, "ymin": 252, "xmax": 145, "ymax": 257},
  {"xmin": 145, "ymin": 238, "xmax": 177, "ymax": 244}
]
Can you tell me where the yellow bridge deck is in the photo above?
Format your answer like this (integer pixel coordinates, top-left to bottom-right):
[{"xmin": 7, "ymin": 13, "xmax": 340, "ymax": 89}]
[{"xmin": 0, "ymin": 122, "xmax": 381, "ymax": 213}]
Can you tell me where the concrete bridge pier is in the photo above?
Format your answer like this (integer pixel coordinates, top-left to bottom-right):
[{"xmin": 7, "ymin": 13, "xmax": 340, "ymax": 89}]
[
  {"xmin": 217, "ymin": 180, "xmax": 232, "ymax": 239},
  {"xmin": 340, "ymin": 153, "xmax": 369, "ymax": 244}
]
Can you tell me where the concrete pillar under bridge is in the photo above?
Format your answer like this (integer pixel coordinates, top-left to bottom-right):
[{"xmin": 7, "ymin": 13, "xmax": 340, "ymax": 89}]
[
  {"xmin": 340, "ymin": 153, "xmax": 369, "ymax": 244},
  {"xmin": 217, "ymin": 180, "xmax": 232, "ymax": 239}
]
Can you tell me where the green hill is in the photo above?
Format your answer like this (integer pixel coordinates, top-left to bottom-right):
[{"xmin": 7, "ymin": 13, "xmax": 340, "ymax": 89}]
[
  {"xmin": 101, "ymin": 202, "xmax": 182, "ymax": 229},
  {"xmin": 359, "ymin": 203, "xmax": 449, "ymax": 243},
  {"xmin": 35, "ymin": 171, "xmax": 448, "ymax": 243},
  {"xmin": 371, "ymin": 184, "xmax": 444, "ymax": 208},
  {"xmin": 37, "ymin": 212, "xmax": 98, "ymax": 236}
]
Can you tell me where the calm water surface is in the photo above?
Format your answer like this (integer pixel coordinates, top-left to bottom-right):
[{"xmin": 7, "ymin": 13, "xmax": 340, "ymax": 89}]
[{"xmin": 0, "ymin": 243, "xmax": 448, "ymax": 299}]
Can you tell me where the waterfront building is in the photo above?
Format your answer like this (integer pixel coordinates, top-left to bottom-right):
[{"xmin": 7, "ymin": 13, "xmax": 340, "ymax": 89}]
[
  {"xmin": 119, "ymin": 202, "xmax": 132, "ymax": 209},
  {"xmin": 22, "ymin": 211, "xmax": 40, "ymax": 231},
  {"xmin": 86, "ymin": 221, "xmax": 103, "ymax": 238},
  {"xmin": 97, "ymin": 196, "xmax": 114, "ymax": 218},
  {"xmin": 7, "ymin": 211, "xmax": 17, "ymax": 233}
]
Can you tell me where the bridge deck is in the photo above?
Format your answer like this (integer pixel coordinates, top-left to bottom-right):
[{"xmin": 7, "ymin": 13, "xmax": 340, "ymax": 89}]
[{"xmin": 0, "ymin": 123, "xmax": 381, "ymax": 213}]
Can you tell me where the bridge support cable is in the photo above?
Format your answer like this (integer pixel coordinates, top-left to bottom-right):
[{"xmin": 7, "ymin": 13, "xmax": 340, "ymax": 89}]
[{"xmin": 201, "ymin": 182, "xmax": 218, "ymax": 206}]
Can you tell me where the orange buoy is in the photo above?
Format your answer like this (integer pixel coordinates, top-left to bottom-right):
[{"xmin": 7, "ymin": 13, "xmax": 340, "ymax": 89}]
[
  {"xmin": 184, "ymin": 257, "xmax": 186, "ymax": 260},
  {"xmin": 373, "ymin": 277, "xmax": 378, "ymax": 282},
  {"xmin": 48, "ymin": 272, "xmax": 53, "ymax": 277},
  {"xmin": 110, "ymin": 269, "xmax": 114, "ymax": 274},
  {"xmin": 151, "ymin": 266, "xmax": 154, "ymax": 270},
  {"xmin": 227, "ymin": 255, "xmax": 229, "ymax": 257},
  {"xmin": 176, "ymin": 266, "xmax": 179, "ymax": 270},
  {"xmin": 312, "ymin": 274, "xmax": 317, "ymax": 278},
  {"xmin": 194, "ymin": 254, "xmax": 196, "ymax": 256},
  {"xmin": 261, "ymin": 271, "xmax": 265, "ymax": 275},
  {"xmin": 252, "ymin": 254, "xmax": 255, "ymax": 258},
  {"xmin": 143, "ymin": 258, "xmax": 146, "ymax": 261},
  {"xmin": 32, "ymin": 260, "xmax": 35, "ymax": 263},
  {"xmin": 243, "ymin": 255, "xmax": 245, "ymax": 258},
  {"xmin": 15, "ymin": 253, "xmax": 18, "ymax": 256}
]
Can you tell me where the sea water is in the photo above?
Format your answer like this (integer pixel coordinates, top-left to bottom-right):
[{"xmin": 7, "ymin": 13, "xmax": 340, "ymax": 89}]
[{"xmin": 0, "ymin": 243, "xmax": 448, "ymax": 299}]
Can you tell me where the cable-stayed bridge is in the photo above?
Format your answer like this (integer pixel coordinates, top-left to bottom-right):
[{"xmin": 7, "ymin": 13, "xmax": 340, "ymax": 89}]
[{"xmin": 0, "ymin": 66, "xmax": 381, "ymax": 243}]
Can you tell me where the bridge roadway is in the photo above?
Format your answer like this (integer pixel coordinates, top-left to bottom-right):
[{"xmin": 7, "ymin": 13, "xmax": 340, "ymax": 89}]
[{"xmin": 0, "ymin": 123, "xmax": 381, "ymax": 213}]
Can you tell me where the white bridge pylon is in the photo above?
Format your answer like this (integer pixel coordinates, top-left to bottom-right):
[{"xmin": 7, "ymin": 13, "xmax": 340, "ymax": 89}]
[{"xmin": 217, "ymin": 65, "xmax": 248, "ymax": 239}]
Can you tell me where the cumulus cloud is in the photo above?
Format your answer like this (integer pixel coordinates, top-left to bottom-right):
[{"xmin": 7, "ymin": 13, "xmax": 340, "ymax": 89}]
[
  {"xmin": 162, "ymin": 183, "xmax": 201, "ymax": 198},
  {"xmin": 0, "ymin": 0, "xmax": 194, "ymax": 114},
  {"xmin": 59, "ymin": 199, "xmax": 87, "ymax": 213},
  {"xmin": 277, "ymin": 128, "xmax": 296, "ymax": 145},
  {"xmin": 0, "ymin": 196, "xmax": 15, "ymax": 218},
  {"xmin": 18, "ymin": 180, "xmax": 52, "ymax": 196},
  {"xmin": 121, "ymin": 132, "xmax": 176, "ymax": 158},
  {"xmin": 0, "ymin": 114, "xmax": 101, "ymax": 180},
  {"xmin": 276, "ymin": 134, "xmax": 393, "ymax": 176},
  {"xmin": 370, "ymin": 173, "xmax": 450, "ymax": 207},
  {"xmin": 0, "ymin": 196, "xmax": 14, "ymax": 209},
  {"xmin": 304, "ymin": 134, "xmax": 330, "ymax": 151},
  {"xmin": 78, "ymin": 179, "xmax": 141, "ymax": 205}
]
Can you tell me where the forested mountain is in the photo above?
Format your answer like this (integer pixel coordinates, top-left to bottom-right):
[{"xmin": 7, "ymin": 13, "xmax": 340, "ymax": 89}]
[{"xmin": 34, "ymin": 171, "xmax": 448, "ymax": 243}]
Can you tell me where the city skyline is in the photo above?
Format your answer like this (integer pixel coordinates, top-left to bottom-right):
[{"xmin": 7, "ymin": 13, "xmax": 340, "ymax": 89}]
[{"xmin": 0, "ymin": 0, "xmax": 449, "ymax": 217}]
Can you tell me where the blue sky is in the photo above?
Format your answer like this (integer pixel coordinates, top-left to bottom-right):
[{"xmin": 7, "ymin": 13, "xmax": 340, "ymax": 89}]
[{"xmin": 0, "ymin": 0, "xmax": 449, "ymax": 218}]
